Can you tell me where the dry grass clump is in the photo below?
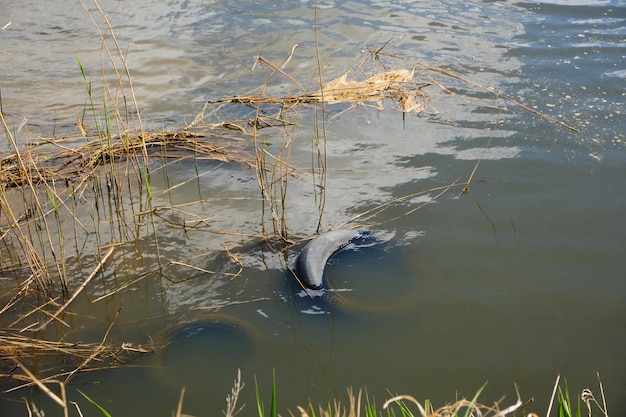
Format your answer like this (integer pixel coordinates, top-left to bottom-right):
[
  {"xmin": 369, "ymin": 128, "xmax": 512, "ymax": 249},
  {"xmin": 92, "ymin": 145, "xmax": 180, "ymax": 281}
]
[
  {"xmin": 0, "ymin": 327, "xmax": 148, "ymax": 417},
  {"xmin": 200, "ymin": 67, "xmax": 429, "ymax": 116},
  {"xmin": 0, "ymin": 130, "xmax": 255, "ymax": 189},
  {"xmin": 0, "ymin": 331, "xmax": 146, "ymax": 383}
]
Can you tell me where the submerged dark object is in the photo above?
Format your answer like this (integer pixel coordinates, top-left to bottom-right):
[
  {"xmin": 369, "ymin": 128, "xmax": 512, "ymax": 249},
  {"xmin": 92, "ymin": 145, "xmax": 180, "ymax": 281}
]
[{"xmin": 295, "ymin": 229, "xmax": 369, "ymax": 290}]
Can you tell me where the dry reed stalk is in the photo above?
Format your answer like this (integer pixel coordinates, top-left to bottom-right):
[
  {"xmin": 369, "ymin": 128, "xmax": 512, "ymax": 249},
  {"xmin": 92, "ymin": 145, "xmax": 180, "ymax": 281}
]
[
  {"xmin": 461, "ymin": 113, "xmax": 502, "ymax": 195},
  {"xmin": 10, "ymin": 358, "xmax": 67, "ymax": 411},
  {"xmin": 34, "ymin": 246, "xmax": 114, "ymax": 331},
  {"xmin": 250, "ymin": 48, "xmax": 303, "ymax": 238},
  {"xmin": 336, "ymin": 180, "xmax": 463, "ymax": 229},
  {"xmin": 175, "ymin": 387, "xmax": 185, "ymax": 417},
  {"xmin": 545, "ymin": 373, "xmax": 561, "ymax": 417},
  {"xmin": 1, "ymin": 105, "xmax": 62, "ymax": 295}
]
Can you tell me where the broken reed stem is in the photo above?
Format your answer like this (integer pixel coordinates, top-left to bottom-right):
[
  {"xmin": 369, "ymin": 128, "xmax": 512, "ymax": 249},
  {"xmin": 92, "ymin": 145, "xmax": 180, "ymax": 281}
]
[
  {"xmin": 34, "ymin": 246, "xmax": 114, "ymax": 331},
  {"xmin": 545, "ymin": 373, "xmax": 561, "ymax": 417},
  {"xmin": 12, "ymin": 358, "xmax": 67, "ymax": 411},
  {"xmin": 339, "ymin": 179, "xmax": 463, "ymax": 229},
  {"xmin": 175, "ymin": 387, "xmax": 186, "ymax": 417},
  {"xmin": 597, "ymin": 372, "xmax": 608, "ymax": 416}
]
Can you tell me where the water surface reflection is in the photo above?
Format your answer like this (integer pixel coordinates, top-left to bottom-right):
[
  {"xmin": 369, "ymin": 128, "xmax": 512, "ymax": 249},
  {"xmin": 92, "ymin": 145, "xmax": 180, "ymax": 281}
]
[{"xmin": 1, "ymin": 0, "xmax": 625, "ymax": 415}]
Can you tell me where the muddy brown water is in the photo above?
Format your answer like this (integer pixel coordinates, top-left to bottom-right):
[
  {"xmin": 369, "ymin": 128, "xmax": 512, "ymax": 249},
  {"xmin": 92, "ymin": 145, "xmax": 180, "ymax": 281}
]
[{"xmin": 1, "ymin": 0, "xmax": 625, "ymax": 415}]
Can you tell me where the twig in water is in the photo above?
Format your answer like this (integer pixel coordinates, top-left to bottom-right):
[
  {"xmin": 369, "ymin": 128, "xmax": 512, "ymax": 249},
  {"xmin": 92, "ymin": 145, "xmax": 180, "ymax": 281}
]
[
  {"xmin": 11, "ymin": 358, "xmax": 67, "ymax": 411},
  {"xmin": 34, "ymin": 247, "xmax": 114, "ymax": 331},
  {"xmin": 461, "ymin": 113, "xmax": 501, "ymax": 195}
]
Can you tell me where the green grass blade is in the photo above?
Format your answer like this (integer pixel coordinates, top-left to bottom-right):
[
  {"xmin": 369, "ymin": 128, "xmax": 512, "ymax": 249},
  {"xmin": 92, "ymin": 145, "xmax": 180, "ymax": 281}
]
[
  {"xmin": 76, "ymin": 56, "xmax": 92, "ymax": 96},
  {"xmin": 254, "ymin": 371, "xmax": 277, "ymax": 417},
  {"xmin": 365, "ymin": 390, "xmax": 377, "ymax": 417},
  {"xmin": 564, "ymin": 378, "xmax": 572, "ymax": 413},
  {"xmin": 393, "ymin": 398, "xmax": 415, "ymax": 417},
  {"xmin": 270, "ymin": 369, "xmax": 277, "ymax": 417},
  {"xmin": 77, "ymin": 389, "xmax": 112, "ymax": 417},
  {"xmin": 46, "ymin": 187, "xmax": 58, "ymax": 212},
  {"xmin": 143, "ymin": 167, "xmax": 152, "ymax": 201},
  {"xmin": 558, "ymin": 386, "xmax": 569, "ymax": 417},
  {"xmin": 463, "ymin": 381, "xmax": 487, "ymax": 417},
  {"xmin": 76, "ymin": 54, "xmax": 101, "ymax": 134},
  {"xmin": 307, "ymin": 400, "xmax": 317, "ymax": 417},
  {"xmin": 254, "ymin": 375, "xmax": 264, "ymax": 417}
]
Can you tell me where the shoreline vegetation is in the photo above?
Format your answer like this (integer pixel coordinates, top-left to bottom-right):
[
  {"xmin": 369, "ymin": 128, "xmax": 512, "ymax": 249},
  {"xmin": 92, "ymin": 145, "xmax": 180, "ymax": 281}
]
[{"xmin": 0, "ymin": 1, "xmax": 601, "ymax": 416}]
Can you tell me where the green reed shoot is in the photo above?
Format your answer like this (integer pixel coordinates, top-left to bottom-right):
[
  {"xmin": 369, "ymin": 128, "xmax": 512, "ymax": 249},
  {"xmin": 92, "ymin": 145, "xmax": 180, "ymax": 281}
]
[
  {"xmin": 77, "ymin": 55, "xmax": 101, "ymax": 137},
  {"xmin": 364, "ymin": 391, "xmax": 377, "ymax": 417},
  {"xmin": 557, "ymin": 379, "xmax": 582, "ymax": 417},
  {"xmin": 463, "ymin": 382, "xmax": 486, "ymax": 417},
  {"xmin": 77, "ymin": 389, "xmax": 113, "ymax": 417},
  {"xmin": 143, "ymin": 166, "xmax": 152, "ymax": 201},
  {"xmin": 254, "ymin": 370, "xmax": 277, "ymax": 417}
]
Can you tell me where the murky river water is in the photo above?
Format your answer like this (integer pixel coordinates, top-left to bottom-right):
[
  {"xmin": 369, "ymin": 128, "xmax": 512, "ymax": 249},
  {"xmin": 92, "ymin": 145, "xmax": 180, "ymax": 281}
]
[{"xmin": 1, "ymin": 0, "xmax": 625, "ymax": 416}]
